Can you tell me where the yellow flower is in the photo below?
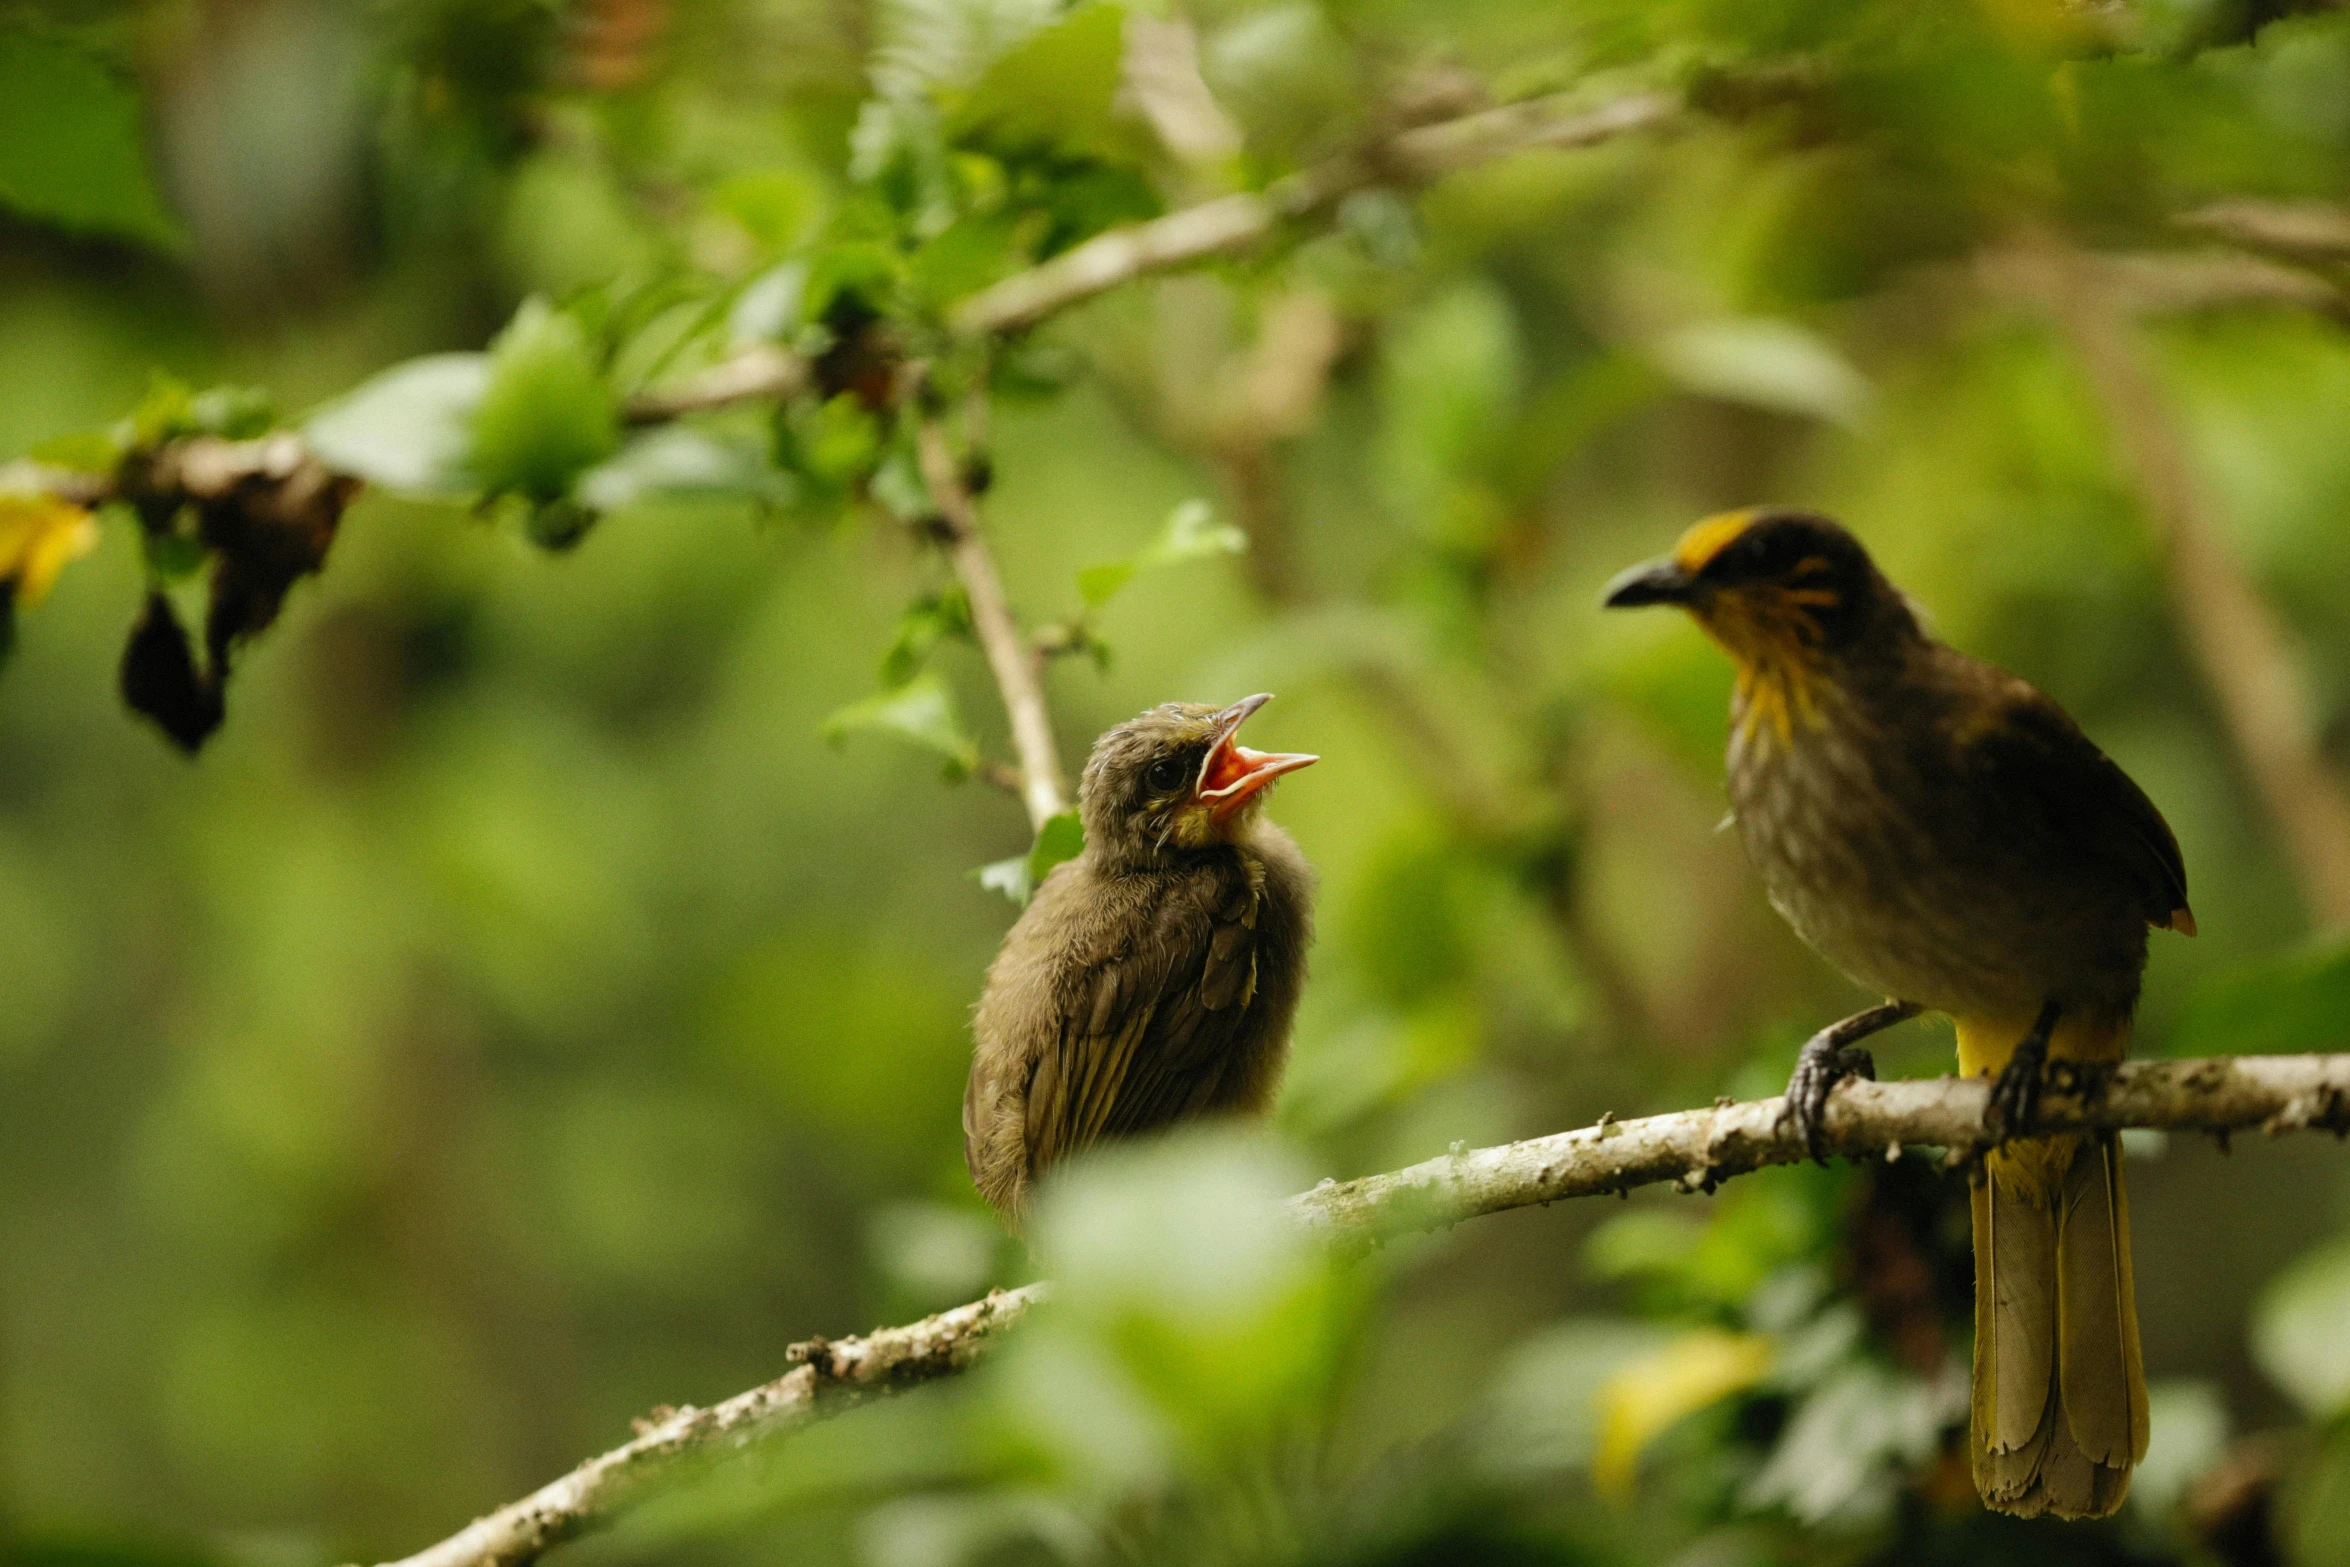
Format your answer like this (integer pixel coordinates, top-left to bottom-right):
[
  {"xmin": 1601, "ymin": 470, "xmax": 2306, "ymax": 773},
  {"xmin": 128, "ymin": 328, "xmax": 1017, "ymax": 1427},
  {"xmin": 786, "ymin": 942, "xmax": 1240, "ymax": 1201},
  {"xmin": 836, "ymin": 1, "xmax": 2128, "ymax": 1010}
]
[
  {"xmin": 0, "ymin": 494, "xmax": 98, "ymax": 607},
  {"xmin": 1592, "ymin": 1328, "xmax": 1774, "ymax": 1499}
]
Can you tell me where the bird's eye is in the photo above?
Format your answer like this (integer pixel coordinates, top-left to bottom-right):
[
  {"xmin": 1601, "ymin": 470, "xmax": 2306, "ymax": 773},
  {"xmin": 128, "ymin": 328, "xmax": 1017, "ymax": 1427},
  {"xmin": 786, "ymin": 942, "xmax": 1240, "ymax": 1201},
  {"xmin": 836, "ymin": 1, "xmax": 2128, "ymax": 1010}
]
[
  {"xmin": 1720, "ymin": 526, "xmax": 1807, "ymax": 582},
  {"xmin": 1145, "ymin": 755, "xmax": 1191, "ymax": 794}
]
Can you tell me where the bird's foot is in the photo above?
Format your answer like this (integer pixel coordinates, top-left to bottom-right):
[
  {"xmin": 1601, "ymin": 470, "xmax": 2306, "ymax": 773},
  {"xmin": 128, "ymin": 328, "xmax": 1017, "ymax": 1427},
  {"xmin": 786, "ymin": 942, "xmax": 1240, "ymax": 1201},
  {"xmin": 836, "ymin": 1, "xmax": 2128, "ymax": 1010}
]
[
  {"xmin": 1781, "ymin": 1031, "xmax": 1877, "ymax": 1166},
  {"xmin": 1983, "ymin": 1001, "xmax": 2060, "ymax": 1142}
]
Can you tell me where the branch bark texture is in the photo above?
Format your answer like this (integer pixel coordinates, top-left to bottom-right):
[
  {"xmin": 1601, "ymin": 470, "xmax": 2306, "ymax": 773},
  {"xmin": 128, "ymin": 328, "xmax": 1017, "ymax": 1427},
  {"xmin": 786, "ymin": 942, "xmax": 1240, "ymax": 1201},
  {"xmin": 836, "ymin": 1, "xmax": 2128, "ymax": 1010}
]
[
  {"xmin": 378, "ymin": 1285, "xmax": 1047, "ymax": 1567},
  {"xmin": 1292, "ymin": 1051, "xmax": 2350, "ymax": 1241},
  {"xmin": 950, "ymin": 90, "xmax": 1679, "ymax": 336},
  {"xmin": 369, "ymin": 1053, "xmax": 2350, "ymax": 1567},
  {"xmin": 915, "ymin": 414, "xmax": 1070, "ymax": 828}
]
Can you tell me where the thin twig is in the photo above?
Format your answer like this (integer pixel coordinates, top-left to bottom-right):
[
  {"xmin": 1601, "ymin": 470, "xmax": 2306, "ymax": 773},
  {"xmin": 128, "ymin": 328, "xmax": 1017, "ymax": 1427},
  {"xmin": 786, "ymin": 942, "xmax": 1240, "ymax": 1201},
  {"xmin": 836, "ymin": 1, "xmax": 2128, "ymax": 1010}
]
[
  {"xmin": 373, "ymin": 1285, "xmax": 1048, "ymax": 1567},
  {"xmin": 620, "ymin": 343, "xmax": 810, "ymax": 424},
  {"xmin": 2175, "ymin": 199, "xmax": 2350, "ymax": 262},
  {"xmin": 365, "ymin": 1053, "xmax": 2350, "ymax": 1567},
  {"xmin": 915, "ymin": 414, "xmax": 1070, "ymax": 829},
  {"xmin": 0, "ymin": 460, "xmax": 112, "ymax": 507},
  {"xmin": 977, "ymin": 759, "xmax": 1028, "ymax": 798},
  {"xmin": 2098, "ymin": 248, "xmax": 2348, "ymax": 322},
  {"xmin": 0, "ymin": 432, "xmax": 341, "ymax": 510},
  {"xmin": 950, "ymin": 90, "xmax": 1679, "ymax": 337}
]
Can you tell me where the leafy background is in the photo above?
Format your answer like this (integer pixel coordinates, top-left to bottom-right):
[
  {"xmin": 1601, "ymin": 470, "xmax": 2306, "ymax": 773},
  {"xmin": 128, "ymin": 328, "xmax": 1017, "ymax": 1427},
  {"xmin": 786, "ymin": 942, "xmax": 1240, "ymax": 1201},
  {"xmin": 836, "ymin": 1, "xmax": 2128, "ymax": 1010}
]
[{"xmin": 1, "ymin": 0, "xmax": 2349, "ymax": 1564}]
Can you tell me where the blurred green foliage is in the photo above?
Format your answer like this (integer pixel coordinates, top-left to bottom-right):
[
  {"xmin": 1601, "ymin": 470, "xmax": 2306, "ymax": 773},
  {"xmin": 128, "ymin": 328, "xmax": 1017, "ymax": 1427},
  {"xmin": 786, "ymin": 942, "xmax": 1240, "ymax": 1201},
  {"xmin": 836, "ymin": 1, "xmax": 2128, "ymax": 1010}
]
[{"xmin": 3, "ymin": 0, "xmax": 2350, "ymax": 1565}]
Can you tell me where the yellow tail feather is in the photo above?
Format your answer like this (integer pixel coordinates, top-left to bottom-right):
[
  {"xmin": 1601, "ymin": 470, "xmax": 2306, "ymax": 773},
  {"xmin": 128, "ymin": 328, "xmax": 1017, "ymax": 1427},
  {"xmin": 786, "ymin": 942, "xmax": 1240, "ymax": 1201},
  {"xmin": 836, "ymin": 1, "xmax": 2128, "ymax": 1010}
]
[{"xmin": 1958, "ymin": 1013, "xmax": 2146, "ymax": 1519}]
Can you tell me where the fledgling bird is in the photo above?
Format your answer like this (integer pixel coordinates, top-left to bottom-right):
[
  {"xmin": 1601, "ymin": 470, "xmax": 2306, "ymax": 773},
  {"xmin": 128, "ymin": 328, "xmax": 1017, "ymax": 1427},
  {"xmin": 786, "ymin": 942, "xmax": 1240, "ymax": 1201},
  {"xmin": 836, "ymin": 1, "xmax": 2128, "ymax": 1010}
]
[
  {"xmin": 965, "ymin": 694, "xmax": 1318, "ymax": 1229},
  {"xmin": 1604, "ymin": 509, "xmax": 2194, "ymax": 1520}
]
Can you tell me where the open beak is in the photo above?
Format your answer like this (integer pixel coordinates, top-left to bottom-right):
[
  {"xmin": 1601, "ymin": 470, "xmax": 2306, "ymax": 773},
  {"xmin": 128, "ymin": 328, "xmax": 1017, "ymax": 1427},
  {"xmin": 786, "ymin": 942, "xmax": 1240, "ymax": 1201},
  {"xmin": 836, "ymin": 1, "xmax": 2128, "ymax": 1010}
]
[
  {"xmin": 1602, "ymin": 557, "xmax": 1697, "ymax": 609},
  {"xmin": 1196, "ymin": 693, "xmax": 1317, "ymax": 815}
]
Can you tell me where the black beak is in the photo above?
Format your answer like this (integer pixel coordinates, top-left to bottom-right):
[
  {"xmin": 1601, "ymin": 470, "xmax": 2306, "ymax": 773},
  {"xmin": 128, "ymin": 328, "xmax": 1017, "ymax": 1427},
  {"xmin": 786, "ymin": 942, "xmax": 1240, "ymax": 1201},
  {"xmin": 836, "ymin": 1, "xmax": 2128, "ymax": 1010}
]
[{"xmin": 1602, "ymin": 557, "xmax": 1696, "ymax": 609}]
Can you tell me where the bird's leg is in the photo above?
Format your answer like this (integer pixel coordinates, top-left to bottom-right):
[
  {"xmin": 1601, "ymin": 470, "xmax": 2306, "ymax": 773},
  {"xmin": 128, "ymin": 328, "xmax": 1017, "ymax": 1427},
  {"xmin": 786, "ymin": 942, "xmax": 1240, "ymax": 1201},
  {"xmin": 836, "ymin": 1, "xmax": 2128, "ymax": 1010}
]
[
  {"xmin": 1984, "ymin": 998, "xmax": 2063, "ymax": 1142},
  {"xmin": 1779, "ymin": 1000, "xmax": 1923, "ymax": 1165}
]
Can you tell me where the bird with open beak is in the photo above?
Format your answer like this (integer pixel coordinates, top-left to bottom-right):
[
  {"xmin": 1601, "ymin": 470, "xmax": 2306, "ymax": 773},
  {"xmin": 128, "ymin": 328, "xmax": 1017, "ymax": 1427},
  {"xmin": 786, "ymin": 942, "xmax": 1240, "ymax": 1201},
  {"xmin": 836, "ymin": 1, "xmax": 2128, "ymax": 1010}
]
[{"xmin": 964, "ymin": 694, "xmax": 1318, "ymax": 1229}]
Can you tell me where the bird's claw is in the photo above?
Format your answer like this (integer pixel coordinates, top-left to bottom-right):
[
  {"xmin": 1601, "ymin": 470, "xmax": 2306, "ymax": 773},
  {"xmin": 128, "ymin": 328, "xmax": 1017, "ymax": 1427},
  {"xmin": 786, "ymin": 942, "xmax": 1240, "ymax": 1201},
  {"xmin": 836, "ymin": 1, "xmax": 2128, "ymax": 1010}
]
[
  {"xmin": 1984, "ymin": 1049, "xmax": 2044, "ymax": 1142},
  {"xmin": 1780, "ymin": 1033, "xmax": 1876, "ymax": 1165}
]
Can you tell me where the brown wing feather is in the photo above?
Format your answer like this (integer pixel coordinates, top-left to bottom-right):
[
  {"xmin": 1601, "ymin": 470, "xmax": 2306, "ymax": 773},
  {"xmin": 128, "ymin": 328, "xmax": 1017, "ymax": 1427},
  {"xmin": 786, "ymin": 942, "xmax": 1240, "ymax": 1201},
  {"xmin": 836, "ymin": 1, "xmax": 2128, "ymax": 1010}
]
[
  {"xmin": 967, "ymin": 836, "xmax": 1307, "ymax": 1227},
  {"xmin": 987, "ymin": 856, "xmax": 1267, "ymax": 1195},
  {"xmin": 1966, "ymin": 690, "xmax": 2192, "ymax": 931},
  {"xmin": 1090, "ymin": 864, "xmax": 1263, "ymax": 1139}
]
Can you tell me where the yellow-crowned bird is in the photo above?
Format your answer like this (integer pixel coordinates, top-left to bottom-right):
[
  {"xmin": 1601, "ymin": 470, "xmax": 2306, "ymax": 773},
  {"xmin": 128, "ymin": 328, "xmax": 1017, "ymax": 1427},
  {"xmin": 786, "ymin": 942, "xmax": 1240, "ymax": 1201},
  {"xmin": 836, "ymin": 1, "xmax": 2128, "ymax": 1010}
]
[
  {"xmin": 965, "ymin": 695, "xmax": 1317, "ymax": 1229},
  {"xmin": 1604, "ymin": 509, "xmax": 2193, "ymax": 1519}
]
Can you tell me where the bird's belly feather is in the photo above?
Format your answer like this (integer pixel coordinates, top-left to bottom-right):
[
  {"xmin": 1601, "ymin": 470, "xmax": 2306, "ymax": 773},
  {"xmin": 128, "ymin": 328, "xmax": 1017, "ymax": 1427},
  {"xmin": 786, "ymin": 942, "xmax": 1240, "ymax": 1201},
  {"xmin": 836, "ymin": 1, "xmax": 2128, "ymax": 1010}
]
[{"xmin": 1729, "ymin": 719, "xmax": 2140, "ymax": 1018}]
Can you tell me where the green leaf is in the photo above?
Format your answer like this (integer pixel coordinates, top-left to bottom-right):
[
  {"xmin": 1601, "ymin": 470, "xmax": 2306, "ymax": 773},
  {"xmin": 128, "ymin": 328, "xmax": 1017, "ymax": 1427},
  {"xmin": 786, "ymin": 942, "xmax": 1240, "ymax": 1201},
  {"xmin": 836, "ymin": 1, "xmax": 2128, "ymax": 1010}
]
[
  {"xmin": 1075, "ymin": 560, "xmax": 1134, "ymax": 610},
  {"xmin": 802, "ymin": 240, "xmax": 907, "ymax": 327},
  {"xmin": 775, "ymin": 394, "xmax": 884, "ymax": 493},
  {"xmin": 1651, "ymin": 318, "xmax": 1874, "ymax": 429},
  {"xmin": 1019, "ymin": 1130, "xmax": 1343, "ymax": 1460},
  {"xmin": 184, "ymin": 386, "xmax": 277, "ymax": 441},
  {"xmin": 1584, "ymin": 1171, "xmax": 1838, "ymax": 1314},
  {"xmin": 708, "ymin": 169, "xmax": 821, "ymax": 255},
  {"xmin": 1146, "ymin": 498, "xmax": 1246, "ymax": 567},
  {"xmin": 727, "ymin": 261, "xmax": 808, "ymax": 347},
  {"xmin": 946, "ymin": 4, "xmax": 1145, "ymax": 167},
  {"xmin": 1077, "ymin": 499, "xmax": 1244, "ymax": 609},
  {"xmin": 868, "ymin": 0, "xmax": 1063, "ymax": 101},
  {"xmin": 0, "ymin": 35, "xmax": 180, "ymax": 248},
  {"xmin": 908, "ymin": 209, "xmax": 1029, "ymax": 310},
  {"xmin": 470, "ymin": 298, "xmax": 620, "ymax": 503},
  {"xmin": 27, "ymin": 428, "xmax": 123, "ymax": 475},
  {"xmin": 880, "ymin": 588, "xmax": 973, "ymax": 688},
  {"xmin": 129, "ymin": 373, "xmax": 193, "ymax": 449},
  {"xmin": 139, "ymin": 527, "xmax": 207, "ymax": 583},
  {"xmin": 823, "ymin": 672, "xmax": 979, "ymax": 779},
  {"xmin": 1027, "ymin": 809, "xmax": 1084, "ymax": 884},
  {"xmin": 2167, "ymin": 935, "xmax": 2350, "ymax": 1058},
  {"xmin": 976, "ymin": 810, "xmax": 1086, "ymax": 907},
  {"xmin": 575, "ymin": 427, "xmax": 795, "ymax": 513},
  {"xmin": 2252, "ymin": 1234, "xmax": 2350, "ymax": 1419},
  {"xmin": 303, "ymin": 354, "xmax": 491, "ymax": 496},
  {"xmin": 523, "ymin": 499, "xmax": 598, "ymax": 553},
  {"xmin": 1739, "ymin": 1359, "xmax": 1940, "ymax": 1526}
]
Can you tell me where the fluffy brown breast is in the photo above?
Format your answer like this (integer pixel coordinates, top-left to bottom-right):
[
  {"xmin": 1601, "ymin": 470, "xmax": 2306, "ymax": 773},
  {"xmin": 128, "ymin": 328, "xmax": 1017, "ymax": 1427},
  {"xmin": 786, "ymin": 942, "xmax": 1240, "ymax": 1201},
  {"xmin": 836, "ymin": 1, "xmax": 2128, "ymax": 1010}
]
[{"xmin": 1725, "ymin": 647, "xmax": 2154, "ymax": 1021}]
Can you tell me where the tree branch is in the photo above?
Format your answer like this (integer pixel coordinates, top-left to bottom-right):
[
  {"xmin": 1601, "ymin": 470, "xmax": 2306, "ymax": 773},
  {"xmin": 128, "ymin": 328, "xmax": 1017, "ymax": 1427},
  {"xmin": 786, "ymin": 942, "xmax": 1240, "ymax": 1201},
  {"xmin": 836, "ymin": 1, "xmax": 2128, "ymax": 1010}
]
[
  {"xmin": 619, "ymin": 342, "xmax": 810, "ymax": 424},
  {"xmin": 366, "ymin": 1052, "xmax": 2350, "ymax": 1567},
  {"xmin": 2175, "ymin": 199, "xmax": 2350, "ymax": 263},
  {"xmin": 0, "ymin": 88, "xmax": 1681, "ymax": 520},
  {"xmin": 915, "ymin": 413, "xmax": 1070, "ymax": 829},
  {"xmin": 0, "ymin": 431, "xmax": 350, "ymax": 513},
  {"xmin": 1291, "ymin": 1052, "xmax": 2350, "ymax": 1241},
  {"xmin": 373, "ymin": 1284, "xmax": 1047, "ymax": 1567},
  {"xmin": 949, "ymin": 89, "xmax": 1679, "ymax": 337}
]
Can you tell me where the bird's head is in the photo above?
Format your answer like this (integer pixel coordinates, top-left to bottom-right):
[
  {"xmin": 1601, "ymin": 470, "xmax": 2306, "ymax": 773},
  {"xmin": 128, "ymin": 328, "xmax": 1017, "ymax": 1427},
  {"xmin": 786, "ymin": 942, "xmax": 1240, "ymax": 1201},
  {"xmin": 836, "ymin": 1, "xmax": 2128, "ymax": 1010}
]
[
  {"xmin": 1079, "ymin": 694, "xmax": 1317, "ymax": 866},
  {"xmin": 1602, "ymin": 508, "xmax": 1914, "ymax": 668}
]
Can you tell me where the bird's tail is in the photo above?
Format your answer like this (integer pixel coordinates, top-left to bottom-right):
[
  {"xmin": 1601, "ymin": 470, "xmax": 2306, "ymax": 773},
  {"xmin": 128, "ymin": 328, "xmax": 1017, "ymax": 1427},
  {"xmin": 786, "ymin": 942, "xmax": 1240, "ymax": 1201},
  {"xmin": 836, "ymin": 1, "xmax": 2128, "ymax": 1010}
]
[{"xmin": 1959, "ymin": 1015, "xmax": 2148, "ymax": 1519}]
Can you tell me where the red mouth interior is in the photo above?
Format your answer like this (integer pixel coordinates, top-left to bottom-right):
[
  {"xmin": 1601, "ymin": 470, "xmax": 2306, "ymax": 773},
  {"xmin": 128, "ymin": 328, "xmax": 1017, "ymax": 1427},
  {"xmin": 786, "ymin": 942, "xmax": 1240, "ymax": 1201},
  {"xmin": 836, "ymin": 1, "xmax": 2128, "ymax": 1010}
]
[
  {"xmin": 1197, "ymin": 724, "xmax": 1315, "ymax": 812},
  {"xmin": 1200, "ymin": 740, "xmax": 1261, "ymax": 797}
]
